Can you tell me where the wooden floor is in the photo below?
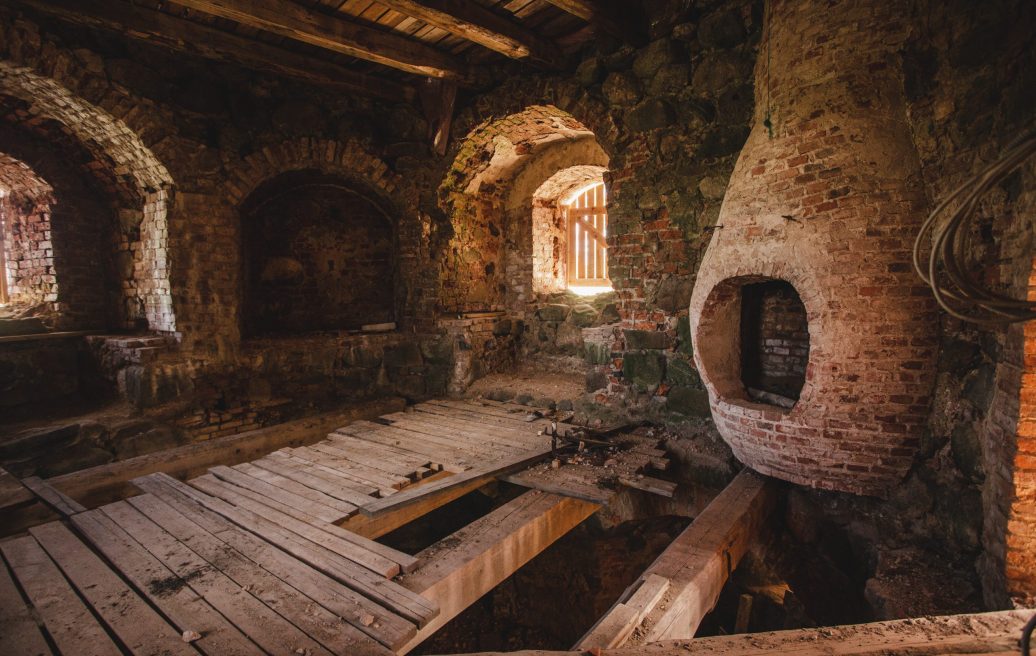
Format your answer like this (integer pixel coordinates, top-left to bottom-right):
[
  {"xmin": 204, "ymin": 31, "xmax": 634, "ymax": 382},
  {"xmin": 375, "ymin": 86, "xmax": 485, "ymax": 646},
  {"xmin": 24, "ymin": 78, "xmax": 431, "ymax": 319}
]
[{"xmin": 0, "ymin": 398, "xmax": 609, "ymax": 656}]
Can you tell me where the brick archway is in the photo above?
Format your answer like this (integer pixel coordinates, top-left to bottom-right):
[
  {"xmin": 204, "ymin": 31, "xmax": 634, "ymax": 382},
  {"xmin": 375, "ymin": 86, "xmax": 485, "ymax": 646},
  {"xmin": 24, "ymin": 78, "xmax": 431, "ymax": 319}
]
[{"xmin": 0, "ymin": 64, "xmax": 177, "ymax": 331}]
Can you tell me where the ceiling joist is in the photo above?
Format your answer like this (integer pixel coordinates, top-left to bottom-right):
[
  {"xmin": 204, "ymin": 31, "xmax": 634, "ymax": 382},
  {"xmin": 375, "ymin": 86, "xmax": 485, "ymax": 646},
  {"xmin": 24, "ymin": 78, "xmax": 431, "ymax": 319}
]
[
  {"xmin": 544, "ymin": 0, "xmax": 647, "ymax": 46},
  {"xmin": 172, "ymin": 0, "xmax": 467, "ymax": 79},
  {"xmin": 375, "ymin": 0, "xmax": 562, "ymax": 66},
  {"xmin": 17, "ymin": 0, "xmax": 416, "ymax": 101}
]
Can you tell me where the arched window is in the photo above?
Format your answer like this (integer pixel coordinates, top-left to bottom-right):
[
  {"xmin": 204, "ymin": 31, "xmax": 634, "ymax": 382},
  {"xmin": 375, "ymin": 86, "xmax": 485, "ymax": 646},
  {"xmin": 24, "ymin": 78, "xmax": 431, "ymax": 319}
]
[{"xmin": 564, "ymin": 181, "xmax": 610, "ymax": 292}]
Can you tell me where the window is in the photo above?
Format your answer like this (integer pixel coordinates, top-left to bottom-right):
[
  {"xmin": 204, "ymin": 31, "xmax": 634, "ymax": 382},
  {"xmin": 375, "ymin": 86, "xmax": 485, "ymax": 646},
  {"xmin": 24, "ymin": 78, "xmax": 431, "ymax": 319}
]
[{"xmin": 565, "ymin": 181, "xmax": 610, "ymax": 291}]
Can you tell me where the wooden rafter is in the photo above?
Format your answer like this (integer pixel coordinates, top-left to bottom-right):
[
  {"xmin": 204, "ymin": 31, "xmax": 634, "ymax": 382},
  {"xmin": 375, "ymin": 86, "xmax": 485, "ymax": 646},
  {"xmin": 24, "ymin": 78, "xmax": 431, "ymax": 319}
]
[
  {"xmin": 16, "ymin": 0, "xmax": 416, "ymax": 102},
  {"xmin": 376, "ymin": 0, "xmax": 561, "ymax": 65},
  {"xmin": 544, "ymin": 0, "xmax": 646, "ymax": 45},
  {"xmin": 172, "ymin": 0, "xmax": 467, "ymax": 79}
]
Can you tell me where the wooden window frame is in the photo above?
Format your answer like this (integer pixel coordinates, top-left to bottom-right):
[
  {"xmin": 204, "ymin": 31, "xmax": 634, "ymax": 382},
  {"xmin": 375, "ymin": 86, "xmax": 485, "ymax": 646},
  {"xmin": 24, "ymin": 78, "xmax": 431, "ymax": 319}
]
[{"xmin": 565, "ymin": 181, "xmax": 610, "ymax": 288}]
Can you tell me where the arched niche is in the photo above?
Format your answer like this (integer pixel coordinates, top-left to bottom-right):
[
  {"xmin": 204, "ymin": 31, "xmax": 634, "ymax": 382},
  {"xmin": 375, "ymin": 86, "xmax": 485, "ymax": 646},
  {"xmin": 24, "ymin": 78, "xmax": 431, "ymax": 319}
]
[{"xmin": 240, "ymin": 170, "xmax": 397, "ymax": 337}]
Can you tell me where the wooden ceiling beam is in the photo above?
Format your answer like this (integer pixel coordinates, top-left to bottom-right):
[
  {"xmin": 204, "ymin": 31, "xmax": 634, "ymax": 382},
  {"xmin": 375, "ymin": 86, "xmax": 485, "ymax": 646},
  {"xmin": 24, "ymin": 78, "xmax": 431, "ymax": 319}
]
[
  {"xmin": 14, "ymin": 0, "xmax": 416, "ymax": 102},
  {"xmin": 172, "ymin": 0, "xmax": 467, "ymax": 79},
  {"xmin": 375, "ymin": 0, "xmax": 561, "ymax": 66},
  {"xmin": 544, "ymin": 0, "xmax": 647, "ymax": 46}
]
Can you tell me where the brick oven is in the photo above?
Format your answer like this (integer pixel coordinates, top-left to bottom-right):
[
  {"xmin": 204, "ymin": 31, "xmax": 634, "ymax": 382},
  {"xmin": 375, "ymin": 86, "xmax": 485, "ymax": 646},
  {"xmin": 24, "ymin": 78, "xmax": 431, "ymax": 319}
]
[{"xmin": 688, "ymin": 0, "xmax": 938, "ymax": 496}]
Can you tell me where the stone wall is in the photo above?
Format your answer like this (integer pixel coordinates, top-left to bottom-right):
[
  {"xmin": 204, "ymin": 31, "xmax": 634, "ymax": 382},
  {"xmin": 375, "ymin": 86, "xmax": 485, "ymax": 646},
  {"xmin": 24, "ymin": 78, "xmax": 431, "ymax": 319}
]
[{"xmin": 900, "ymin": 0, "xmax": 1036, "ymax": 606}]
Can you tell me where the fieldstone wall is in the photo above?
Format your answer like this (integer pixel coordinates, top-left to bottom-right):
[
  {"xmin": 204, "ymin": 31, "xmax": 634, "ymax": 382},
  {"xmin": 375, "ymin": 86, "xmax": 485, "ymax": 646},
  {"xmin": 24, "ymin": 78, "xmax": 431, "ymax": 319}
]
[{"xmin": 900, "ymin": 0, "xmax": 1036, "ymax": 606}]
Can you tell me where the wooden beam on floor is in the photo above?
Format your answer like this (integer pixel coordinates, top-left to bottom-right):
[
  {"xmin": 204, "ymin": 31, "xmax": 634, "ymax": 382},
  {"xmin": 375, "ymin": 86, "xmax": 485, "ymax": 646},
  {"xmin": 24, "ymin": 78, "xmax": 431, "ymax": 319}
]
[
  {"xmin": 376, "ymin": 0, "xmax": 561, "ymax": 65},
  {"xmin": 575, "ymin": 470, "xmax": 777, "ymax": 650},
  {"xmin": 443, "ymin": 609, "xmax": 1033, "ymax": 655},
  {"xmin": 358, "ymin": 444, "xmax": 553, "ymax": 518},
  {"xmin": 340, "ymin": 470, "xmax": 482, "ymax": 539},
  {"xmin": 0, "ymin": 397, "xmax": 405, "ymax": 535},
  {"xmin": 398, "ymin": 490, "xmax": 599, "ymax": 654},
  {"xmin": 14, "ymin": 0, "xmax": 416, "ymax": 102},
  {"xmin": 172, "ymin": 0, "xmax": 466, "ymax": 79}
]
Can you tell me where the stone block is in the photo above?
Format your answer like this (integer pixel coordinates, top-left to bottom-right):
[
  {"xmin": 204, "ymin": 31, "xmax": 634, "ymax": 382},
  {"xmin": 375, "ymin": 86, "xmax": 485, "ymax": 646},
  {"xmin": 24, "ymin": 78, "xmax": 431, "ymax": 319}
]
[
  {"xmin": 624, "ymin": 329, "xmax": 670, "ymax": 350},
  {"xmin": 623, "ymin": 351, "xmax": 665, "ymax": 390},
  {"xmin": 536, "ymin": 303, "xmax": 571, "ymax": 322},
  {"xmin": 666, "ymin": 385, "xmax": 711, "ymax": 416}
]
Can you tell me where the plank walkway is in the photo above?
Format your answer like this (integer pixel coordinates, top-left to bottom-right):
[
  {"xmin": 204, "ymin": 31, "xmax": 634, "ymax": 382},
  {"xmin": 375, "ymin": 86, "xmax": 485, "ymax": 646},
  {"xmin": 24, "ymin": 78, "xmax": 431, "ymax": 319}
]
[{"xmin": 0, "ymin": 398, "xmax": 602, "ymax": 656}]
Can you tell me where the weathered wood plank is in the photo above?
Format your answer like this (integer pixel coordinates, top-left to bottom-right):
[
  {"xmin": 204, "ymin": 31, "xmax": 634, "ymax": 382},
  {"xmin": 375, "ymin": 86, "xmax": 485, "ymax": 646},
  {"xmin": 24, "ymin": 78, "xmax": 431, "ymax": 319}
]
[
  {"xmin": 32, "ymin": 398, "xmax": 403, "ymax": 511},
  {"xmin": 98, "ymin": 500, "xmax": 335, "ymax": 656},
  {"xmin": 251, "ymin": 454, "xmax": 380, "ymax": 505},
  {"xmin": 208, "ymin": 464, "xmax": 352, "ymax": 522},
  {"xmin": 399, "ymin": 491, "xmax": 598, "ymax": 654},
  {"xmin": 446, "ymin": 609, "xmax": 1032, "ymax": 655},
  {"xmin": 21, "ymin": 476, "xmax": 86, "ymax": 516},
  {"xmin": 13, "ymin": 0, "xmax": 416, "ymax": 100},
  {"xmin": 191, "ymin": 473, "xmax": 401, "ymax": 577},
  {"xmin": 233, "ymin": 461, "xmax": 360, "ymax": 515},
  {"xmin": 1, "ymin": 535, "xmax": 109, "ymax": 656},
  {"xmin": 375, "ymin": 0, "xmax": 561, "ymax": 63},
  {"xmin": 126, "ymin": 491, "xmax": 404, "ymax": 653},
  {"xmin": 0, "ymin": 549, "xmax": 52, "ymax": 656},
  {"xmin": 70, "ymin": 509, "xmax": 259, "ymax": 655},
  {"xmin": 575, "ymin": 470, "xmax": 776, "ymax": 650},
  {"xmin": 28, "ymin": 521, "xmax": 197, "ymax": 656},
  {"xmin": 174, "ymin": 0, "xmax": 466, "ymax": 78},
  {"xmin": 135, "ymin": 473, "xmax": 439, "ymax": 628},
  {"xmin": 359, "ymin": 445, "xmax": 554, "ymax": 518}
]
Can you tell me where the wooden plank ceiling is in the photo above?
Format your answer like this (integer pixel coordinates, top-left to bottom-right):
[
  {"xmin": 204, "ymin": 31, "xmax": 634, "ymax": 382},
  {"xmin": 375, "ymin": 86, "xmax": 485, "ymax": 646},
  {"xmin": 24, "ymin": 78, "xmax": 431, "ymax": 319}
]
[{"xmin": 17, "ymin": 0, "xmax": 643, "ymax": 100}]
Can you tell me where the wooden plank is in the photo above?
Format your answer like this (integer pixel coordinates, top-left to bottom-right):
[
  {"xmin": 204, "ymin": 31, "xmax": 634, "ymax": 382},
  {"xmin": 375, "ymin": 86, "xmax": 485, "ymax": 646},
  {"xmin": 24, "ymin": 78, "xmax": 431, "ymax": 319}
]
[
  {"xmin": 378, "ymin": 415, "xmax": 530, "ymax": 454},
  {"xmin": 340, "ymin": 471, "xmax": 484, "ymax": 540},
  {"xmin": 29, "ymin": 398, "xmax": 403, "ymax": 511},
  {"xmin": 543, "ymin": 0, "xmax": 644, "ymax": 44},
  {"xmin": 191, "ymin": 474, "xmax": 401, "ymax": 577},
  {"xmin": 575, "ymin": 470, "xmax": 776, "ymax": 650},
  {"xmin": 500, "ymin": 469, "xmax": 612, "ymax": 505},
  {"xmin": 398, "ymin": 408, "xmax": 549, "ymax": 445},
  {"xmin": 290, "ymin": 445, "xmax": 412, "ymax": 490},
  {"xmin": 455, "ymin": 610, "xmax": 1032, "ymax": 655},
  {"xmin": 0, "ymin": 536, "xmax": 108, "ymax": 656},
  {"xmin": 0, "ymin": 466, "xmax": 33, "ymax": 513},
  {"xmin": 233, "ymin": 462, "xmax": 359, "ymax": 515},
  {"xmin": 70, "ymin": 509, "xmax": 259, "ymax": 655},
  {"xmin": 27, "ymin": 521, "xmax": 197, "ymax": 656},
  {"xmin": 360, "ymin": 445, "xmax": 553, "ymax": 518},
  {"xmin": 412, "ymin": 401, "xmax": 564, "ymax": 433},
  {"xmin": 21, "ymin": 476, "xmax": 86, "ymax": 516},
  {"xmin": 331, "ymin": 426, "xmax": 472, "ymax": 473},
  {"xmin": 374, "ymin": 0, "xmax": 561, "ymax": 63},
  {"xmin": 198, "ymin": 472, "xmax": 420, "ymax": 574},
  {"xmin": 308, "ymin": 439, "xmax": 432, "ymax": 479},
  {"xmin": 96, "ymin": 500, "xmax": 337, "ymax": 656},
  {"xmin": 0, "ymin": 550, "xmax": 52, "ymax": 656},
  {"xmin": 329, "ymin": 430, "xmax": 455, "ymax": 472},
  {"xmin": 576, "ymin": 573, "xmax": 669, "ymax": 649},
  {"xmin": 126, "ymin": 491, "xmax": 406, "ymax": 653},
  {"xmin": 266, "ymin": 450, "xmax": 396, "ymax": 498},
  {"xmin": 174, "ymin": 0, "xmax": 466, "ymax": 78},
  {"xmin": 209, "ymin": 464, "xmax": 352, "ymax": 522},
  {"xmin": 617, "ymin": 475, "xmax": 677, "ymax": 498},
  {"xmin": 135, "ymin": 473, "xmax": 439, "ymax": 628},
  {"xmin": 251, "ymin": 454, "xmax": 380, "ymax": 505},
  {"xmin": 398, "ymin": 491, "xmax": 598, "ymax": 654},
  {"xmin": 338, "ymin": 422, "xmax": 489, "ymax": 467},
  {"xmin": 13, "ymin": 0, "xmax": 416, "ymax": 101}
]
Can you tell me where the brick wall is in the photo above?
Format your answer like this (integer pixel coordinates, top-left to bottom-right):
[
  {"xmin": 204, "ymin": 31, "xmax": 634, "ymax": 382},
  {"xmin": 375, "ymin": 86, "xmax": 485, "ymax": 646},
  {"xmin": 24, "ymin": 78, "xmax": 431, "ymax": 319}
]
[
  {"xmin": 740, "ymin": 280, "xmax": 809, "ymax": 401},
  {"xmin": 689, "ymin": 0, "xmax": 938, "ymax": 496}
]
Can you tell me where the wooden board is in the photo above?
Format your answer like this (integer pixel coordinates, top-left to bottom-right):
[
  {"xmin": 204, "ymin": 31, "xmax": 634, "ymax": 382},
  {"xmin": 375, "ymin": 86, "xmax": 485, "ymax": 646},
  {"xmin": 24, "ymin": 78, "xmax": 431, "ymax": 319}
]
[
  {"xmin": 70, "ymin": 509, "xmax": 260, "ymax": 655},
  {"xmin": 126, "ymin": 488, "xmax": 411, "ymax": 652},
  {"xmin": 1, "ymin": 535, "xmax": 113, "ymax": 656},
  {"xmin": 209, "ymin": 464, "xmax": 352, "ymax": 522},
  {"xmin": 399, "ymin": 491, "xmax": 599, "ymax": 654},
  {"xmin": 360, "ymin": 445, "xmax": 554, "ymax": 518},
  {"xmin": 8, "ymin": 398, "xmax": 403, "ymax": 517},
  {"xmin": 134, "ymin": 473, "xmax": 439, "ymax": 629},
  {"xmin": 28, "ymin": 521, "xmax": 197, "ymax": 656},
  {"xmin": 233, "ymin": 461, "xmax": 360, "ymax": 515},
  {"xmin": 21, "ymin": 476, "xmax": 86, "ymax": 516}
]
